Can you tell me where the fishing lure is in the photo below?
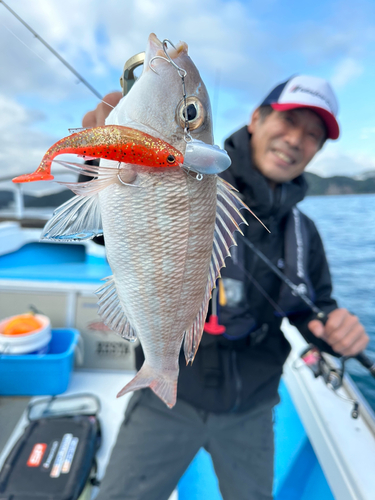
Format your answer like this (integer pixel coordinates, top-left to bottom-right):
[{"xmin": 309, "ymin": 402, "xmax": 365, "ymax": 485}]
[{"xmin": 12, "ymin": 125, "xmax": 184, "ymax": 183}]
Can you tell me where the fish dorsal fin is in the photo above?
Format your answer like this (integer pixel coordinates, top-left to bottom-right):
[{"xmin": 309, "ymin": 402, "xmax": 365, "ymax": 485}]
[
  {"xmin": 96, "ymin": 276, "xmax": 137, "ymax": 342},
  {"xmin": 183, "ymin": 178, "xmax": 249, "ymax": 363},
  {"xmin": 41, "ymin": 194, "xmax": 103, "ymax": 241},
  {"xmin": 209, "ymin": 177, "xmax": 249, "ymax": 288}
]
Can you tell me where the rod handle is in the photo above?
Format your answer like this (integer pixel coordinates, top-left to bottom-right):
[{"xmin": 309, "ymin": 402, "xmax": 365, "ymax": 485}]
[{"xmin": 314, "ymin": 311, "xmax": 375, "ymax": 379}]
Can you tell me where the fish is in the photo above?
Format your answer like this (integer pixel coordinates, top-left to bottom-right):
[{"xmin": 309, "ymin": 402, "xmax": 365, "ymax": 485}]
[
  {"xmin": 21, "ymin": 33, "xmax": 249, "ymax": 408},
  {"xmin": 12, "ymin": 126, "xmax": 184, "ymax": 183}
]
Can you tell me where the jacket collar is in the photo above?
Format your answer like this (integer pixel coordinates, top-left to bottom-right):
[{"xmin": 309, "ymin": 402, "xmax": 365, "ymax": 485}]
[{"xmin": 223, "ymin": 126, "xmax": 309, "ymax": 220}]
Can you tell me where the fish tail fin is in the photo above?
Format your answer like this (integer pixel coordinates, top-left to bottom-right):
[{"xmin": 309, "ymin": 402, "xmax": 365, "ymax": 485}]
[{"xmin": 117, "ymin": 363, "xmax": 177, "ymax": 408}]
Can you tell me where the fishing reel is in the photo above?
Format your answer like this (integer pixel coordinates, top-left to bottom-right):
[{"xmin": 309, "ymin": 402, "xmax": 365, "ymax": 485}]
[
  {"xmin": 120, "ymin": 52, "xmax": 145, "ymax": 96},
  {"xmin": 299, "ymin": 344, "xmax": 359, "ymax": 419}
]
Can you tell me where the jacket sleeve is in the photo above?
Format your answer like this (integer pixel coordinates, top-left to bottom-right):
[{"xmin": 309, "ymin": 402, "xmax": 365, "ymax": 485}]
[{"xmin": 288, "ymin": 215, "xmax": 339, "ymax": 355}]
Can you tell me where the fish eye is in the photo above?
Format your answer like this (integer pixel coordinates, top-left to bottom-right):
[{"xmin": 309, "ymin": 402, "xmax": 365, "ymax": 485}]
[
  {"xmin": 166, "ymin": 155, "xmax": 176, "ymax": 164},
  {"xmin": 176, "ymin": 96, "xmax": 206, "ymax": 131},
  {"xmin": 185, "ymin": 104, "xmax": 197, "ymax": 121}
]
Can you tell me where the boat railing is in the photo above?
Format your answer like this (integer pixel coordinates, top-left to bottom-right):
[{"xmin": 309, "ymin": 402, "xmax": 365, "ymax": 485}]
[
  {"xmin": 0, "ymin": 172, "xmax": 77, "ymax": 225},
  {"xmin": 327, "ymin": 356, "xmax": 375, "ymax": 438},
  {"xmin": 0, "ymin": 174, "xmax": 30, "ymax": 221}
]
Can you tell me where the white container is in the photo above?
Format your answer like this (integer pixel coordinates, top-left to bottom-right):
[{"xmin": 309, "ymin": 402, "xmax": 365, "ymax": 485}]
[{"xmin": 0, "ymin": 314, "xmax": 51, "ymax": 355}]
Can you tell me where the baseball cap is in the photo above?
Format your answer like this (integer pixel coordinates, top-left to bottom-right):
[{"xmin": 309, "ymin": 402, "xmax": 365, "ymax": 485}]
[{"xmin": 259, "ymin": 75, "xmax": 339, "ymax": 140}]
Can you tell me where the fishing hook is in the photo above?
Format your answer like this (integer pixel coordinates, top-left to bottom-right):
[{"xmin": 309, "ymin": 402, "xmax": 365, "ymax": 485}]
[
  {"xmin": 117, "ymin": 164, "xmax": 143, "ymax": 188},
  {"xmin": 160, "ymin": 40, "xmax": 191, "ymax": 142},
  {"xmin": 117, "ymin": 174, "xmax": 143, "ymax": 188},
  {"xmin": 148, "ymin": 39, "xmax": 187, "ymax": 78},
  {"xmin": 148, "ymin": 55, "xmax": 171, "ymax": 74},
  {"xmin": 148, "ymin": 39, "xmax": 191, "ymax": 144},
  {"xmin": 181, "ymin": 166, "xmax": 204, "ymax": 181},
  {"xmin": 161, "ymin": 39, "xmax": 187, "ymax": 77}
]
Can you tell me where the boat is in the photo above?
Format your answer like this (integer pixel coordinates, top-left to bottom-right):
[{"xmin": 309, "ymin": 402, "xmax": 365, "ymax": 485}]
[{"xmin": 0, "ymin": 191, "xmax": 375, "ymax": 500}]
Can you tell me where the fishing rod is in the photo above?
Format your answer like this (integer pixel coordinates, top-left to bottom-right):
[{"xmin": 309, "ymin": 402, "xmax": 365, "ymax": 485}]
[
  {"xmin": 0, "ymin": 0, "xmax": 103, "ymax": 100},
  {"xmin": 241, "ymin": 235, "xmax": 375, "ymax": 378}
]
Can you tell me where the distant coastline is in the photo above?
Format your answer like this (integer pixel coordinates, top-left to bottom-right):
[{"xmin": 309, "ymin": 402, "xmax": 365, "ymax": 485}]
[
  {"xmin": 305, "ymin": 172, "xmax": 375, "ymax": 196},
  {"xmin": 1, "ymin": 172, "xmax": 375, "ymax": 212}
]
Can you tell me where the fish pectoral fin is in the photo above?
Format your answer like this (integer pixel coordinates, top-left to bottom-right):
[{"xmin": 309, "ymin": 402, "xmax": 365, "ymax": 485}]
[
  {"xmin": 53, "ymin": 160, "xmax": 135, "ymax": 196},
  {"xmin": 117, "ymin": 363, "xmax": 178, "ymax": 409},
  {"xmin": 184, "ymin": 178, "xmax": 251, "ymax": 364},
  {"xmin": 96, "ymin": 276, "xmax": 137, "ymax": 342},
  {"xmin": 41, "ymin": 194, "xmax": 102, "ymax": 241}
]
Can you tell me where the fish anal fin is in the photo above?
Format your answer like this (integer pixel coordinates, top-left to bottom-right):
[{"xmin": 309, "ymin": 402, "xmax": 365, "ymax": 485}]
[
  {"xmin": 96, "ymin": 276, "xmax": 137, "ymax": 342},
  {"xmin": 184, "ymin": 284, "xmax": 211, "ymax": 365},
  {"xmin": 117, "ymin": 363, "xmax": 177, "ymax": 408}
]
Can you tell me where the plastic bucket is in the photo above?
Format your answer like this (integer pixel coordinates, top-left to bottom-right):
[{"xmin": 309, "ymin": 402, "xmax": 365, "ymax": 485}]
[{"xmin": 0, "ymin": 314, "xmax": 51, "ymax": 355}]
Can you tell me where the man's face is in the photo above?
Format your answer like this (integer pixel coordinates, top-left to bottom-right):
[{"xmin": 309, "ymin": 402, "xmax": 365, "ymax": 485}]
[{"xmin": 248, "ymin": 108, "xmax": 326, "ymax": 184}]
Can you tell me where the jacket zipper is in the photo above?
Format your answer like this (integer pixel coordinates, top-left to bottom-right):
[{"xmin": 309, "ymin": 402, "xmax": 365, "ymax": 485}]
[{"xmin": 231, "ymin": 350, "xmax": 242, "ymax": 412}]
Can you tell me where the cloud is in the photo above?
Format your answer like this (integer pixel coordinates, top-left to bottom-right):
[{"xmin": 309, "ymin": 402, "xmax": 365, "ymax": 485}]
[
  {"xmin": 0, "ymin": 0, "xmax": 279, "ymax": 99},
  {"xmin": 288, "ymin": 0, "xmax": 375, "ymax": 66},
  {"xmin": 331, "ymin": 58, "xmax": 363, "ymax": 88},
  {"xmin": 306, "ymin": 144, "xmax": 375, "ymax": 177},
  {"xmin": 360, "ymin": 127, "xmax": 375, "ymax": 140},
  {"xmin": 0, "ymin": 95, "xmax": 56, "ymax": 178},
  {"xmin": 1, "ymin": 0, "xmax": 375, "ymax": 181}
]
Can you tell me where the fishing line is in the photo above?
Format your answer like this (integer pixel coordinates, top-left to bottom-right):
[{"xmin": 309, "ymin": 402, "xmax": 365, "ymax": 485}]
[
  {"xmin": 212, "ymin": 68, "xmax": 221, "ymax": 136},
  {"xmin": 235, "ymin": 261, "xmax": 287, "ymax": 318},
  {"xmin": 0, "ymin": 0, "xmax": 115, "ymax": 110},
  {"xmin": 238, "ymin": 234, "xmax": 375, "ymax": 378},
  {"xmin": 1, "ymin": 22, "xmax": 49, "ymax": 65},
  {"xmin": 235, "ymin": 251, "xmax": 363, "ymax": 416}
]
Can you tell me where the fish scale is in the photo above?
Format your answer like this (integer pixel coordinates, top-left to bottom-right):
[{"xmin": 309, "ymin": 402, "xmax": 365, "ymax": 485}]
[{"xmin": 99, "ymin": 168, "xmax": 217, "ymax": 381}]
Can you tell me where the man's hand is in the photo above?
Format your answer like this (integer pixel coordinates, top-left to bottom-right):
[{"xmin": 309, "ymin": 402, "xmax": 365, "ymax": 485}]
[
  {"xmin": 308, "ymin": 308, "xmax": 369, "ymax": 357},
  {"xmin": 82, "ymin": 91, "xmax": 122, "ymax": 128}
]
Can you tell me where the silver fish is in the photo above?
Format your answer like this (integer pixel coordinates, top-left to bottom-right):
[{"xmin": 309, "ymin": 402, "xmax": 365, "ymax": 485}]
[{"xmin": 41, "ymin": 34, "xmax": 249, "ymax": 408}]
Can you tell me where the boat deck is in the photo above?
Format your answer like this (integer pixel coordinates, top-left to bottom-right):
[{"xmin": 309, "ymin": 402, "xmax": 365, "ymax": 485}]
[
  {"xmin": 0, "ymin": 368, "xmax": 334, "ymax": 500},
  {"xmin": 1, "ymin": 223, "xmax": 375, "ymax": 499}
]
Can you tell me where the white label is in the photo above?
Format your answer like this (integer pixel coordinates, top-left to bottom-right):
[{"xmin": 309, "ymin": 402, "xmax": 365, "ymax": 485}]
[
  {"xmin": 50, "ymin": 433, "xmax": 73, "ymax": 478},
  {"xmin": 42, "ymin": 441, "xmax": 59, "ymax": 470},
  {"xmin": 61, "ymin": 437, "xmax": 79, "ymax": 474}
]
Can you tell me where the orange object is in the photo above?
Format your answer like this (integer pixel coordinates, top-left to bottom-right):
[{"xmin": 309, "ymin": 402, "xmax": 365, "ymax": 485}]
[
  {"xmin": 12, "ymin": 125, "xmax": 184, "ymax": 183},
  {"xmin": 3, "ymin": 314, "xmax": 42, "ymax": 336}
]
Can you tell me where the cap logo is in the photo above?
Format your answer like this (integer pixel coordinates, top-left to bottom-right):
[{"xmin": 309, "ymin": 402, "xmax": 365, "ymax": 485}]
[{"xmin": 290, "ymin": 85, "xmax": 332, "ymax": 111}]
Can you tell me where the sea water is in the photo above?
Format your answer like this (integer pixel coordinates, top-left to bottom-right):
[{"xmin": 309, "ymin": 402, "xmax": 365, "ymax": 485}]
[{"xmin": 298, "ymin": 193, "xmax": 375, "ymax": 411}]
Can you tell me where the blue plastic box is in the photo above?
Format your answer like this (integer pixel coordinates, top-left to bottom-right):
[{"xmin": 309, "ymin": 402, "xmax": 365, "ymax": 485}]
[{"xmin": 0, "ymin": 329, "xmax": 79, "ymax": 396}]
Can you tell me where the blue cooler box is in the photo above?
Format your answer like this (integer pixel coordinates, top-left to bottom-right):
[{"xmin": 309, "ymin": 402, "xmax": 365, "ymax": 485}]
[{"xmin": 0, "ymin": 328, "xmax": 79, "ymax": 396}]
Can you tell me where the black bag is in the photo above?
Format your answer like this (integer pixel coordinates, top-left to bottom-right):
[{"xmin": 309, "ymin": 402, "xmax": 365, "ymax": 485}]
[{"xmin": 0, "ymin": 394, "xmax": 101, "ymax": 500}]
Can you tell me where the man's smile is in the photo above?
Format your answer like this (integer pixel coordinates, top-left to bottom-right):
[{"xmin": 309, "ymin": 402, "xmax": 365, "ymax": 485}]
[{"xmin": 270, "ymin": 148, "xmax": 296, "ymax": 166}]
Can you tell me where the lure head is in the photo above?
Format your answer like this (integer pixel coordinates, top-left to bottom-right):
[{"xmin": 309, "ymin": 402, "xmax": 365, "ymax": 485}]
[
  {"xmin": 183, "ymin": 140, "xmax": 231, "ymax": 175},
  {"xmin": 107, "ymin": 33, "xmax": 214, "ymax": 155}
]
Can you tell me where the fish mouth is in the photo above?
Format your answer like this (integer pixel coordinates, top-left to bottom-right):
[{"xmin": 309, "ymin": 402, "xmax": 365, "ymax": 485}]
[{"xmin": 144, "ymin": 33, "xmax": 188, "ymax": 73}]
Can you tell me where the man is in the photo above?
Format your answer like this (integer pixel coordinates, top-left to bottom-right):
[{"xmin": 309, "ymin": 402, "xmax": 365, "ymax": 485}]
[{"xmin": 90, "ymin": 76, "xmax": 369, "ymax": 500}]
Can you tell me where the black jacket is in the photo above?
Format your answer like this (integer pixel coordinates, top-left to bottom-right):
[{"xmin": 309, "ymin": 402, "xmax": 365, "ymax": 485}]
[{"xmin": 138, "ymin": 126, "xmax": 338, "ymax": 413}]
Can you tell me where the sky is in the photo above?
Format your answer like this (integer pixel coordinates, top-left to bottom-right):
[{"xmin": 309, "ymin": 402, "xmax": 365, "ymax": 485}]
[{"xmin": 1, "ymin": 0, "xmax": 375, "ymax": 181}]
